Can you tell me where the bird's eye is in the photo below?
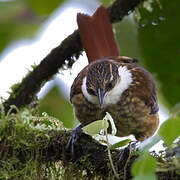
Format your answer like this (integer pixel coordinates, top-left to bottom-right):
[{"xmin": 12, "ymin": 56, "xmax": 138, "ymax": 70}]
[
  {"xmin": 88, "ymin": 89, "xmax": 95, "ymax": 95},
  {"xmin": 107, "ymin": 82, "xmax": 113, "ymax": 89}
]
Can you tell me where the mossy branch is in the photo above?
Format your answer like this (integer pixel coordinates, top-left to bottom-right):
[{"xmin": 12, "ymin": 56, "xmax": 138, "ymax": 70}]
[
  {"xmin": 0, "ymin": 106, "xmax": 180, "ymax": 179},
  {"xmin": 0, "ymin": 112, "xmax": 179, "ymax": 179},
  {"xmin": 2, "ymin": 0, "xmax": 145, "ymax": 114},
  {"xmin": 0, "ymin": 118, "xmax": 137, "ymax": 179}
]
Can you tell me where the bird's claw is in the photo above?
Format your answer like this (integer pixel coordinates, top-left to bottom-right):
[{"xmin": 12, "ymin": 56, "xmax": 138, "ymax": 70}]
[
  {"xmin": 66, "ymin": 125, "xmax": 83, "ymax": 158},
  {"xmin": 119, "ymin": 141, "xmax": 138, "ymax": 161}
]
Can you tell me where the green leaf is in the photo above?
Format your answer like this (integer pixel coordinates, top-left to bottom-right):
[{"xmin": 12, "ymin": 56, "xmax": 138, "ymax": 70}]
[
  {"xmin": 138, "ymin": 0, "xmax": 180, "ymax": 107},
  {"xmin": 171, "ymin": 103, "xmax": 180, "ymax": 116},
  {"xmin": 133, "ymin": 173, "xmax": 156, "ymax": 180},
  {"xmin": 158, "ymin": 116, "xmax": 180, "ymax": 147},
  {"xmin": 28, "ymin": 0, "xmax": 65, "ymax": 15},
  {"xmin": 132, "ymin": 152, "xmax": 157, "ymax": 178},
  {"xmin": 82, "ymin": 119, "xmax": 109, "ymax": 136},
  {"xmin": 109, "ymin": 139, "xmax": 131, "ymax": 149}
]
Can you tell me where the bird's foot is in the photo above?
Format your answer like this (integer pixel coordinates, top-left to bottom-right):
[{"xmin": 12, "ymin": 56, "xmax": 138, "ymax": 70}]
[
  {"xmin": 119, "ymin": 141, "xmax": 138, "ymax": 161},
  {"xmin": 66, "ymin": 125, "xmax": 83, "ymax": 159}
]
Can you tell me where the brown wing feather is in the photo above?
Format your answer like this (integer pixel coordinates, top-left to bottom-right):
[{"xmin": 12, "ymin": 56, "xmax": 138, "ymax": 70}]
[
  {"xmin": 128, "ymin": 65, "xmax": 159, "ymax": 115},
  {"xmin": 77, "ymin": 5, "xmax": 119, "ymax": 63},
  {"xmin": 113, "ymin": 61, "xmax": 158, "ymax": 115}
]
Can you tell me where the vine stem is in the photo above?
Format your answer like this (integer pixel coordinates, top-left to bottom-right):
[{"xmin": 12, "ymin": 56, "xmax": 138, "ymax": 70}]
[
  {"xmin": 104, "ymin": 126, "xmax": 119, "ymax": 179},
  {"xmin": 123, "ymin": 143, "xmax": 132, "ymax": 180}
]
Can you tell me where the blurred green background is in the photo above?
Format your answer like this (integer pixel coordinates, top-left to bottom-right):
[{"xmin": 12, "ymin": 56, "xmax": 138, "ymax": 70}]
[{"xmin": 0, "ymin": 0, "xmax": 179, "ymax": 129}]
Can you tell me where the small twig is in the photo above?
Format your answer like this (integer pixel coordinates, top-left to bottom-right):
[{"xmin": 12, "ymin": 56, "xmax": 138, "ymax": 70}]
[
  {"xmin": 104, "ymin": 124, "xmax": 119, "ymax": 179},
  {"xmin": 123, "ymin": 143, "xmax": 132, "ymax": 180}
]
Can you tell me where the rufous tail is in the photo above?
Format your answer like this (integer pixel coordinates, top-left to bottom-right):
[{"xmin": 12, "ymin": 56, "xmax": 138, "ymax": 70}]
[{"xmin": 77, "ymin": 5, "xmax": 119, "ymax": 63}]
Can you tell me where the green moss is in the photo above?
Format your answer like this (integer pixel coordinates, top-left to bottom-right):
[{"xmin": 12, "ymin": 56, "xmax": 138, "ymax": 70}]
[
  {"xmin": 8, "ymin": 83, "xmax": 21, "ymax": 99},
  {"xmin": 0, "ymin": 106, "xmax": 65, "ymax": 179},
  {"xmin": 0, "ymin": 105, "xmax": 180, "ymax": 179}
]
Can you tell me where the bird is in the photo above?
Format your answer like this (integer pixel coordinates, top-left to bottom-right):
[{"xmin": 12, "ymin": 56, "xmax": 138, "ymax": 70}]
[{"xmin": 67, "ymin": 5, "xmax": 159, "ymax": 154}]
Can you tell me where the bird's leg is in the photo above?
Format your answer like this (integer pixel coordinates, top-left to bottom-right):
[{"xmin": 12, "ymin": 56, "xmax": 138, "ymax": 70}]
[{"xmin": 66, "ymin": 124, "xmax": 83, "ymax": 158}]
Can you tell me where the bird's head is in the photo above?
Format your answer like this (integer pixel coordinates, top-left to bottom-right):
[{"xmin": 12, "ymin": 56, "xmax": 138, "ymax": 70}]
[
  {"xmin": 81, "ymin": 60, "xmax": 133, "ymax": 108},
  {"xmin": 82, "ymin": 61, "xmax": 120, "ymax": 107}
]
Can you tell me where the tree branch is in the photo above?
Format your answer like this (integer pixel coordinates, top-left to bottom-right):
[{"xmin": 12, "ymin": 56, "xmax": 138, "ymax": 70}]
[
  {"xmin": 0, "ymin": 124, "xmax": 137, "ymax": 179},
  {"xmin": 1, "ymin": 122, "xmax": 179, "ymax": 179},
  {"xmin": 108, "ymin": 0, "xmax": 144, "ymax": 23},
  {"xmin": 2, "ymin": 0, "xmax": 145, "ymax": 114}
]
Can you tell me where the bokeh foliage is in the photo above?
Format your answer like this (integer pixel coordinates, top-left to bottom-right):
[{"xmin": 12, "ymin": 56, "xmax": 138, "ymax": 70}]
[
  {"xmin": 114, "ymin": 17, "xmax": 142, "ymax": 62},
  {"xmin": 138, "ymin": 0, "xmax": 180, "ymax": 108},
  {"xmin": 114, "ymin": 0, "xmax": 180, "ymax": 108},
  {"xmin": 28, "ymin": 0, "xmax": 64, "ymax": 15},
  {"xmin": 0, "ymin": 0, "xmax": 65, "ymax": 57},
  {"xmin": 132, "ymin": 152, "xmax": 157, "ymax": 180},
  {"xmin": 100, "ymin": 0, "xmax": 113, "ymax": 7},
  {"xmin": 39, "ymin": 86, "xmax": 75, "ymax": 128}
]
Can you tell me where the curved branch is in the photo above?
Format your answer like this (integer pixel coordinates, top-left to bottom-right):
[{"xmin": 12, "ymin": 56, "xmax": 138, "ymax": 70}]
[
  {"xmin": 2, "ymin": 0, "xmax": 145, "ymax": 114},
  {"xmin": 1, "ymin": 125, "xmax": 179, "ymax": 179},
  {"xmin": 0, "ymin": 126, "xmax": 137, "ymax": 179}
]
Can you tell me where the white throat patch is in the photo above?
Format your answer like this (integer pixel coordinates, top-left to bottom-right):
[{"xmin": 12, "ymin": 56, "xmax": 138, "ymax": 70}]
[
  {"xmin": 81, "ymin": 66, "xmax": 133, "ymax": 105},
  {"xmin": 103, "ymin": 66, "xmax": 133, "ymax": 105}
]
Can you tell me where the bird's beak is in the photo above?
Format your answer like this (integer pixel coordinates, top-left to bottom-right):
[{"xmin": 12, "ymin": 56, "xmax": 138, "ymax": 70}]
[{"xmin": 97, "ymin": 88, "xmax": 105, "ymax": 108}]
